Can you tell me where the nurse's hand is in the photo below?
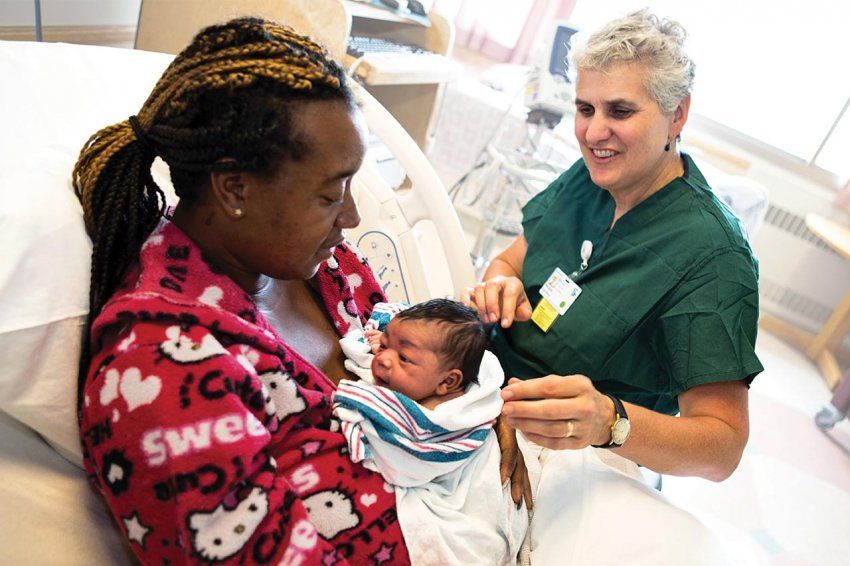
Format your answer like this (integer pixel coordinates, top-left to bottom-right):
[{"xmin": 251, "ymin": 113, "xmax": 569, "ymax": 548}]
[
  {"xmin": 460, "ymin": 275, "xmax": 532, "ymax": 328},
  {"xmin": 500, "ymin": 376, "xmax": 615, "ymax": 450}
]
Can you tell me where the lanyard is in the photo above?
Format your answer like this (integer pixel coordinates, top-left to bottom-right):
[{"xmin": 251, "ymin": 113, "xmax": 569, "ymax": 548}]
[
  {"xmin": 534, "ymin": 241, "xmax": 589, "ymax": 332},
  {"xmin": 570, "ymin": 239, "xmax": 593, "ymax": 279}
]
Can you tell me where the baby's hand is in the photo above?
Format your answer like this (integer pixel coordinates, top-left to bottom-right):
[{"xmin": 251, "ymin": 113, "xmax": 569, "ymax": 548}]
[{"xmin": 365, "ymin": 329, "xmax": 383, "ymax": 354}]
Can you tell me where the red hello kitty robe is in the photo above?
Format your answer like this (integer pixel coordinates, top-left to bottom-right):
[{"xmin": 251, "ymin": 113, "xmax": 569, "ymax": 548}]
[{"xmin": 80, "ymin": 221, "xmax": 409, "ymax": 565}]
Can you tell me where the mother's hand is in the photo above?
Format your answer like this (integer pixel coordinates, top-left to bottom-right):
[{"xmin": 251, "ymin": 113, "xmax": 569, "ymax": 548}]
[
  {"xmin": 496, "ymin": 415, "xmax": 533, "ymax": 510},
  {"xmin": 460, "ymin": 276, "xmax": 532, "ymax": 328},
  {"xmin": 501, "ymin": 376, "xmax": 615, "ymax": 450}
]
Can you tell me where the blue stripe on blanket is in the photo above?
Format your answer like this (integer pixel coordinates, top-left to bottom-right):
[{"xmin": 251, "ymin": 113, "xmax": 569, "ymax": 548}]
[
  {"xmin": 387, "ymin": 392, "xmax": 452, "ymax": 434},
  {"xmin": 344, "ymin": 381, "xmax": 454, "ymax": 435},
  {"xmin": 334, "ymin": 391, "xmax": 491, "ymax": 463}
]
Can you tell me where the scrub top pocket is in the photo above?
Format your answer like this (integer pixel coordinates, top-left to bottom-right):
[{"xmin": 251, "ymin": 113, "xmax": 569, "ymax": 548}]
[{"xmin": 547, "ymin": 285, "xmax": 630, "ymax": 376}]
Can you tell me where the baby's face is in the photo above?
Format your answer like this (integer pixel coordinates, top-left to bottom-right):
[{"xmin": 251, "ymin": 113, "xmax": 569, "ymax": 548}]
[{"xmin": 370, "ymin": 319, "xmax": 449, "ymax": 401}]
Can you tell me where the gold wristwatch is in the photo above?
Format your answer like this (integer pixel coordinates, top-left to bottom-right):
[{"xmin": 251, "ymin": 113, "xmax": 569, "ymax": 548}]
[{"xmin": 592, "ymin": 394, "xmax": 630, "ymax": 448}]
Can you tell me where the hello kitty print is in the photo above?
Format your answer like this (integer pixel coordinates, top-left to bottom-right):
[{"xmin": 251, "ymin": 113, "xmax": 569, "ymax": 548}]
[{"xmin": 80, "ymin": 221, "xmax": 409, "ymax": 565}]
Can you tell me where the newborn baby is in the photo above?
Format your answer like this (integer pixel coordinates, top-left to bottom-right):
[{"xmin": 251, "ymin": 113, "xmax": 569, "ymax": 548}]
[
  {"xmin": 333, "ymin": 299, "xmax": 528, "ymax": 565},
  {"xmin": 366, "ymin": 299, "xmax": 485, "ymax": 409}
]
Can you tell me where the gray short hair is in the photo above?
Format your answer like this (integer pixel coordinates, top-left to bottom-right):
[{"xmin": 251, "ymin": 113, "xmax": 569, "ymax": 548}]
[{"xmin": 568, "ymin": 9, "xmax": 695, "ymax": 113}]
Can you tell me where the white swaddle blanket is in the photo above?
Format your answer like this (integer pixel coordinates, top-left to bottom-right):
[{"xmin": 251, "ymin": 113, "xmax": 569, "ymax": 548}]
[{"xmin": 334, "ymin": 320, "xmax": 528, "ymax": 565}]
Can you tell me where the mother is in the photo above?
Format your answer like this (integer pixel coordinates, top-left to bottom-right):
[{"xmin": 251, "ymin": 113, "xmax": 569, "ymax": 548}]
[
  {"xmin": 75, "ymin": 18, "xmax": 409, "ymax": 564},
  {"xmin": 466, "ymin": 10, "xmax": 762, "ymax": 482}
]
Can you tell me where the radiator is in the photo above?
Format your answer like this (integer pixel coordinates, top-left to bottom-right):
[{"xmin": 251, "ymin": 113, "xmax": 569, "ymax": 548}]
[{"xmin": 753, "ymin": 202, "xmax": 850, "ymax": 337}]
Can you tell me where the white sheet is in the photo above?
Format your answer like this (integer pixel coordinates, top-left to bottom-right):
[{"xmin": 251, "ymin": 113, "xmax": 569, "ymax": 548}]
[
  {"xmin": 0, "ymin": 411, "xmax": 132, "ymax": 565},
  {"xmin": 519, "ymin": 435, "xmax": 765, "ymax": 566}
]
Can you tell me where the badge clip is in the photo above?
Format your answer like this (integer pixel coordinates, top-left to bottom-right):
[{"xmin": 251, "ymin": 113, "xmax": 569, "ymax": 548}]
[{"xmin": 570, "ymin": 240, "xmax": 593, "ymax": 278}]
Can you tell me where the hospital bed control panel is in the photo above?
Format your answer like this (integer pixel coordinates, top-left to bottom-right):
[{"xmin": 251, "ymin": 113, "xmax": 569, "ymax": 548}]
[{"xmin": 357, "ymin": 230, "xmax": 410, "ymax": 304}]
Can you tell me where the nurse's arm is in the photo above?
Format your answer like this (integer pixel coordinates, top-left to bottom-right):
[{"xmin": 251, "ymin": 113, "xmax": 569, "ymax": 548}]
[
  {"xmin": 614, "ymin": 380, "xmax": 750, "ymax": 482},
  {"xmin": 484, "ymin": 234, "xmax": 528, "ymax": 280},
  {"xmin": 460, "ymin": 235, "xmax": 532, "ymax": 327},
  {"xmin": 503, "ymin": 377, "xmax": 749, "ymax": 482}
]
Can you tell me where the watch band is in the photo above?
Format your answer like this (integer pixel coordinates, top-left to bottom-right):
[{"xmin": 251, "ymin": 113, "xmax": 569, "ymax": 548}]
[{"xmin": 592, "ymin": 394, "xmax": 629, "ymax": 449}]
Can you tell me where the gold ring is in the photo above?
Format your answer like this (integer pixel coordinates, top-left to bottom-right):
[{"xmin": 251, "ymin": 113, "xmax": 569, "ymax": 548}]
[{"xmin": 564, "ymin": 420, "xmax": 574, "ymax": 438}]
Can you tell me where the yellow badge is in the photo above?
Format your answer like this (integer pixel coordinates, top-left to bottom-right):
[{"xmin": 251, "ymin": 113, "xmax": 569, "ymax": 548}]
[{"xmin": 531, "ymin": 297, "xmax": 558, "ymax": 332}]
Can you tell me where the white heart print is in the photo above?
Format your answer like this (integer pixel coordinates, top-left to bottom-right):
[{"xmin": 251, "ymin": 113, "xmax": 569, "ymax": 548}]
[
  {"xmin": 100, "ymin": 369, "xmax": 120, "ymax": 406},
  {"xmin": 359, "ymin": 493, "xmax": 377, "ymax": 508},
  {"xmin": 198, "ymin": 285, "xmax": 224, "ymax": 307},
  {"xmin": 119, "ymin": 368, "xmax": 162, "ymax": 412}
]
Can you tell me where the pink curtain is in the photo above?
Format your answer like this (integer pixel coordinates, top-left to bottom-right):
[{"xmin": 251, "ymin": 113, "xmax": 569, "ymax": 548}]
[{"xmin": 433, "ymin": 0, "xmax": 577, "ymax": 63}]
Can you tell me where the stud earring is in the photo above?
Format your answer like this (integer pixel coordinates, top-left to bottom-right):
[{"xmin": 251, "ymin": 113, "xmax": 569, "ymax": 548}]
[{"xmin": 234, "ymin": 208, "xmax": 243, "ymax": 217}]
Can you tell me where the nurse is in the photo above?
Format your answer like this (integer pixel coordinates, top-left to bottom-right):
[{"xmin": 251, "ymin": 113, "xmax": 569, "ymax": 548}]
[{"xmin": 463, "ymin": 9, "xmax": 762, "ymax": 482}]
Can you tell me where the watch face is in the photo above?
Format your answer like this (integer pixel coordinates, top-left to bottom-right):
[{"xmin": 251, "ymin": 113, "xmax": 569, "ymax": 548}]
[{"xmin": 611, "ymin": 418, "xmax": 630, "ymax": 445}]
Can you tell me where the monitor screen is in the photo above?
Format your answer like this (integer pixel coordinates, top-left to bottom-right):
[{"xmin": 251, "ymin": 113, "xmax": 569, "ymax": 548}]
[{"xmin": 549, "ymin": 24, "xmax": 579, "ymax": 81}]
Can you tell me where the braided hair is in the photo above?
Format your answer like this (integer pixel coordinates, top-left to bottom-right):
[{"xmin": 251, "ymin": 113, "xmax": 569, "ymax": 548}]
[{"xmin": 73, "ymin": 18, "xmax": 353, "ymax": 414}]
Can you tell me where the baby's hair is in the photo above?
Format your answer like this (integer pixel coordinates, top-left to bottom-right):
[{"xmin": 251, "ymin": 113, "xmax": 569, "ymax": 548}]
[
  {"xmin": 72, "ymin": 17, "xmax": 353, "ymax": 416},
  {"xmin": 394, "ymin": 298, "xmax": 487, "ymax": 388}
]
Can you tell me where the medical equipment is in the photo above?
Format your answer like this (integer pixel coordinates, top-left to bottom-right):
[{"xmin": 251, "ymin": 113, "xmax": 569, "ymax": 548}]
[
  {"xmin": 0, "ymin": 39, "xmax": 472, "ymax": 563},
  {"xmin": 446, "ymin": 22, "xmax": 584, "ymax": 276},
  {"xmin": 815, "ymin": 368, "xmax": 850, "ymax": 432},
  {"xmin": 524, "ymin": 22, "xmax": 579, "ymax": 128},
  {"xmin": 449, "ymin": 96, "xmax": 581, "ymax": 276},
  {"xmin": 815, "ymin": 402, "xmax": 847, "ymax": 430},
  {"xmin": 460, "ymin": 139, "xmax": 565, "ymax": 277}
]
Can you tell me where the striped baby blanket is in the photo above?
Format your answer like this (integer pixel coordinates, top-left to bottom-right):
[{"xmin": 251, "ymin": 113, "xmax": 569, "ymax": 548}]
[{"xmin": 332, "ymin": 352, "xmax": 505, "ymax": 487}]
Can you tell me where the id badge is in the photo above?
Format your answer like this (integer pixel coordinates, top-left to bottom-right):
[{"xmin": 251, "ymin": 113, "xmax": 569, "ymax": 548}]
[
  {"xmin": 539, "ymin": 267, "xmax": 582, "ymax": 315},
  {"xmin": 531, "ymin": 268, "xmax": 582, "ymax": 332},
  {"xmin": 531, "ymin": 298, "xmax": 558, "ymax": 332}
]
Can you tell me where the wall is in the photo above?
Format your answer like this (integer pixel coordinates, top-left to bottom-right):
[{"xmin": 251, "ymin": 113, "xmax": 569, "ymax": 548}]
[{"xmin": 0, "ymin": 0, "xmax": 140, "ymax": 26}]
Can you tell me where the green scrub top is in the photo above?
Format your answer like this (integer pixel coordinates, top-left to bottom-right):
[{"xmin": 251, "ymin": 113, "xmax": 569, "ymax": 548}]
[{"xmin": 491, "ymin": 154, "xmax": 763, "ymax": 415}]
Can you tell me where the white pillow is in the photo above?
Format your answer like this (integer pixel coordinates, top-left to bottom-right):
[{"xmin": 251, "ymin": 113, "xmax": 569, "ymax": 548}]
[
  {"xmin": 0, "ymin": 41, "xmax": 176, "ymax": 466},
  {"xmin": 691, "ymin": 156, "xmax": 770, "ymax": 238}
]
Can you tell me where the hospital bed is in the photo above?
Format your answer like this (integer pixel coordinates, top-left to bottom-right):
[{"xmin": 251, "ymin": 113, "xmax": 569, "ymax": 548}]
[{"xmin": 0, "ymin": 39, "xmax": 473, "ymax": 563}]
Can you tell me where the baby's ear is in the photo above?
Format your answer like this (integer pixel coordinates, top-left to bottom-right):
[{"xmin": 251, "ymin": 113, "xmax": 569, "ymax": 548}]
[{"xmin": 436, "ymin": 369, "xmax": 464, "ymax": 395}]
